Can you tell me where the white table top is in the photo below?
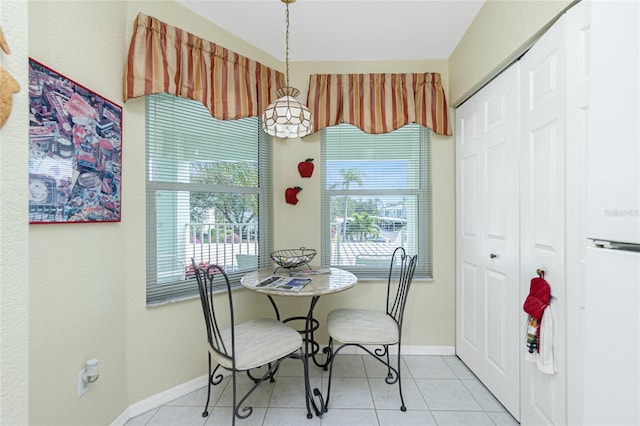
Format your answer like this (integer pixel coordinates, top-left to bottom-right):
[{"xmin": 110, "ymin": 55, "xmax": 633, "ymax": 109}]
[{"xmin": 240, "ymin": 267, "xmax": 358, "ymax": 297}]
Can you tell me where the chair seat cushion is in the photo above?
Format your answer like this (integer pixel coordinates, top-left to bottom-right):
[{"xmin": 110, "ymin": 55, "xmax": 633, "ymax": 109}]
[
  {"xmin": 211, "ymin": 318, "xmax": 302, "ymax": 371},
  {"xmin": 328, "ymin": 308, "xmax": 399, "ymax": 345}
]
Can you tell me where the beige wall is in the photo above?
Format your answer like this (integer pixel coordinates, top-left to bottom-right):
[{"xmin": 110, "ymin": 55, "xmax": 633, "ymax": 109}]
[
  {"xmin": 1, "ymin": 1, "xmax": 29, "ymax": 425},
  {"xmin": 6, "ymin": 0, "xmax": 569, "ymax": 424},
  {"xmin": 27, "ymin": 2, "xmax": 128, "ymax": 424},
  {"xmin": 449, "ymin": 0, "xmax": 574, "ymax": 106}
]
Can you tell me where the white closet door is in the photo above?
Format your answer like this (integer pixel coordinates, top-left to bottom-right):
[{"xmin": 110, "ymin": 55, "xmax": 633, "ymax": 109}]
[
  {"xmin": 455, "ymin": 63, "xmax": 520, "ymax": 420},
  {"xmin": 519, "ymin": 8, "xmax": 568, "ymax": 426}
]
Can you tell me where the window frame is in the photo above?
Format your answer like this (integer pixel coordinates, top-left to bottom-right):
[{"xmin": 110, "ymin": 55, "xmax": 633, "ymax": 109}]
[
  {"xmin": 320, "ymin": 123, "xmax": 432, "ymax": 280},
  {"xmin": 145, "ymin": 94, "xmax": 273, "ymax": 306}
]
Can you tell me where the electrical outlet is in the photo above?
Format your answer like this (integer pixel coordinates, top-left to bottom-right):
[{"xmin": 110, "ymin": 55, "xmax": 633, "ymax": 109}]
[{"xmin": 77, "ymin": 369, "xmax": 89, "ymax": 398}]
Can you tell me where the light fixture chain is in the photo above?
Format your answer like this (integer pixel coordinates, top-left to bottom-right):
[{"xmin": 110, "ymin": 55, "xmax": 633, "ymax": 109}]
[
  {"xmin": 285, "ymin": 1, "xmax": 290, "ymax": 89},
  {"xmin": 262, "ymin": 0, "xmax": 312, "ymax": 138}
]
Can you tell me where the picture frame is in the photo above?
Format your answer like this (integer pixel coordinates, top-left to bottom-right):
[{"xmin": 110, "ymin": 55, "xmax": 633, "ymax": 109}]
[{"xmin": 28, "ymin": 58, "xmax": 122, "ymax": 223}]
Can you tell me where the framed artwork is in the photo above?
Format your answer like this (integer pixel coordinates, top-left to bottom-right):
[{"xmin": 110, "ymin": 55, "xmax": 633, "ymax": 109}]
[{"xmin": 28, "ymin": 58, "xmax": 122, "ymax": 223}]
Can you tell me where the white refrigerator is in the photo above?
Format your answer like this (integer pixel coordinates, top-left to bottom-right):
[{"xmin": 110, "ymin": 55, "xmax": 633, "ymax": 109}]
[{"xmin": 584, "ymin": 1, "xmax": 640, "ymax": 425}]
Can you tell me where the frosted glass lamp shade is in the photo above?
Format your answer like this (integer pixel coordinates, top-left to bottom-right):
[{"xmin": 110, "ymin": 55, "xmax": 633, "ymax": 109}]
[{"xmin": 262, "ymin": 87, "xmax": 313, "ymax": 138}]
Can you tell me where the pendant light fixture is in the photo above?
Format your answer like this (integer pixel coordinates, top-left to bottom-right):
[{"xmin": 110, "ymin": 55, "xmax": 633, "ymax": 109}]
[{"xmin": 262, "ymin": 0, "xmax": 313, "ymax": 138}]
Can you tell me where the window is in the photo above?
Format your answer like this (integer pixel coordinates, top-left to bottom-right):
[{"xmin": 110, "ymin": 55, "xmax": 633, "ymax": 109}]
[
  {"xmin": 146, "ymin": 94, "xmax": 272, "ymax": 305},
  {"xmin": 321, "ymin": 123, "xmax": 431, "ymax": 279}
]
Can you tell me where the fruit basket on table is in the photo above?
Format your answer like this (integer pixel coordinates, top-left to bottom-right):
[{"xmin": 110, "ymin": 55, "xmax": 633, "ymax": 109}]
[{"xmin": 270, "ymin": 248, "xmax": 316, "ymax": 275}]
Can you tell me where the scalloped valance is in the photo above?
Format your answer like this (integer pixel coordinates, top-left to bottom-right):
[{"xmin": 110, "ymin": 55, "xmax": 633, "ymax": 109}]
[
  {"xmin": 307, "ymin": 73, "xmax": 451, "ymax": 136},
  {"xmin": 124, "ymin": 13, "xmax": 284, "ymax": 120}
]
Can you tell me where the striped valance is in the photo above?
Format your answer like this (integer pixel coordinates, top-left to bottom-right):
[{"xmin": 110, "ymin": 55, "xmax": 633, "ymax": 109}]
[
  {"xmin": 124, "ymin": 13, "xmax": 284, "ymax": 120},
  {"xmin": 307, "ymin": 73, "xmax": 451, "ymax": 136}
]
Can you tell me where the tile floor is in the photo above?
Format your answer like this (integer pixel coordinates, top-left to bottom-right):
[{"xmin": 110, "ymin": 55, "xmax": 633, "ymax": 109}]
[{"xmin": 125, "ymin": 354, "xmax": 519, "ymax": 425}]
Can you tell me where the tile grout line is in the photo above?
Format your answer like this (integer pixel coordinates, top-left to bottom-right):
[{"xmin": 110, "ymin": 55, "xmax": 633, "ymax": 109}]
[{"xmin": 126, "ymin": 355, "xmax": 518, "ymax": 425}]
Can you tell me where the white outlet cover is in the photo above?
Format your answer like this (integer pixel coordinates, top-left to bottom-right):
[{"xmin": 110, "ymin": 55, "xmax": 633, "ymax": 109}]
[{"xmin": 77, "ymin": 369, "xmax": 90, "ymax": 398}]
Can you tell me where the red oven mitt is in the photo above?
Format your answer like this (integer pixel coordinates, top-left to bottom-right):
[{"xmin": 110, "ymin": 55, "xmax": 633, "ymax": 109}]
[{"xmin": 523, "ymin": 275, "xmax": 550, "ymax": 320}]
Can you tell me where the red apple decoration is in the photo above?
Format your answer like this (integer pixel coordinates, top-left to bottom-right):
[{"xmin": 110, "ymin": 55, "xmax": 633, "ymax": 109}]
[
  {"xmin": 285, "ymin": 186, "xmax": 302, "ymax": 205},
  {"xmin": 298, "ymin": 158, "xmax": 314, "ymax": 178}
]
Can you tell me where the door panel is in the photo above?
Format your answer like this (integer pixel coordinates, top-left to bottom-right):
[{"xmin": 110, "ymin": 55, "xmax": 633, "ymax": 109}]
[
  {"xmin": 530, "ymin": 121, "xmax": 561, "ymax": 250},
  {"xmin": 519, "ymin": 10, "xmax": 567, "ymax": 426},
  {"xmin": 461, "ymin": 262, "xmax": 479, "ymax": 349},
  {"xmin": 528, "ymin": 374, "xmax": 554, "ymax": 422},
  {"xmin": 486, "ymin": 269, "xmax": 508, "ymax": 371},
  {"xmin": 456, "ymin": 63, "xmax": 520, "ymax": 420},
  {"xmin": 486, "ymin": 142, "xmax": 509, "ymax": 239},
  {"xmin": 462, "ymin": 155, "xmax": 479, "ymax": 237}
]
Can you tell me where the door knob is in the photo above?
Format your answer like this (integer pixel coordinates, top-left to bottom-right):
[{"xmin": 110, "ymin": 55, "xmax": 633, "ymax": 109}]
[{"xmin": 489, "ymin": 253, "xmax": 498, "ymax": 259}]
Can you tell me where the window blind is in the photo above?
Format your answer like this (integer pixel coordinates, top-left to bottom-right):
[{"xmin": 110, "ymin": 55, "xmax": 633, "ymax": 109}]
[
  {"xmin": 321, "ymin": 123, "xmax": 431, "ymax": 279},
  {"xmin": 146, "ymin": 93, "xmax": 272, "ymax": 305}
]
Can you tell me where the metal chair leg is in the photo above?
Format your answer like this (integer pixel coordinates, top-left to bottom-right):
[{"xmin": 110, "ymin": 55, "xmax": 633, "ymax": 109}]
[
  {"xmin": 231, "ymin": 371, "xmax": 237, "ymax": 426},
  {"xmin": 397, "ymin": 350, "xmax": 406, "ymax": 411},
  {"xmin": 300, "ymin": 348, "xmax": 313, "ymax": 419},
  {"xmin": 385, "ymin": 345, "xmax": 392, "ymax": 379},
  {"xmin": 324, "ymin": 338, "xmax": 335, "ymax": 412},
  {"xmin": 202, "ymin": 353, "xmax": 212, "ymax": 417}
]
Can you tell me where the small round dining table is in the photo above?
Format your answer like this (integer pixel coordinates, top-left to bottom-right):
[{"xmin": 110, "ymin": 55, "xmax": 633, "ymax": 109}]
[{"xmin": 240, "ymin": 267, "xmax": 357, "ymax": 418}]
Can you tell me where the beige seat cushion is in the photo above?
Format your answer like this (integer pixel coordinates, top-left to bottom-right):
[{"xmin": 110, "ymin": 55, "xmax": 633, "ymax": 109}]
[
  {"xmin": 328, "ymin": 308, "xmax": 399, "ymax": 345},
  {"xmin": 211, "ymin": 318, "xmax": 302, "ymax": 371}
]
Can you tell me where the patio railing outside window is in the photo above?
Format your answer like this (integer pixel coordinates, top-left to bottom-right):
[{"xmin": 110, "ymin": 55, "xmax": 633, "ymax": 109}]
[
  {"xmin": 186, "ymin": 222, "xmax": 259, "ymax": 275},
  {"xmin": 175, "ymin": 218, "xmax": 408, "ymax": 281}
]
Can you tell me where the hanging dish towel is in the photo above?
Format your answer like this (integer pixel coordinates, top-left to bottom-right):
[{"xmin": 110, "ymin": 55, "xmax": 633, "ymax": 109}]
[
  {"xmin": 522, "ymin": 272, "xmax": 555, "ymax": 373},
  {"xmin": 537, "ymin": 304, "xmax": 557, "ymax": 374}
]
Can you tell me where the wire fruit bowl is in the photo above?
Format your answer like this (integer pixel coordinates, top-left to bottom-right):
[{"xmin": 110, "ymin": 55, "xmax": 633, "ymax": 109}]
[{"xmin": 270, "ymin": 248, "xmax": 316, "ymax": 273}]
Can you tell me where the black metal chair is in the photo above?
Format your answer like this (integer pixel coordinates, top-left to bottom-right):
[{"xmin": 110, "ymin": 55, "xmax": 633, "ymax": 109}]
[
  {"xmin": 191, "ymin": 260, "xmax": 304, "ymax": 425},
  {"xmin": 324, "ymin": 247, "xmax": 418, "ymax": 412}
]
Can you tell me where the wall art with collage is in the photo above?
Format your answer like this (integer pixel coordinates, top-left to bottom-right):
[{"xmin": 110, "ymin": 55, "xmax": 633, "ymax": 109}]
[{"xmin": 28, "ymin": 58, "xmax": 122, "ymax": 223}]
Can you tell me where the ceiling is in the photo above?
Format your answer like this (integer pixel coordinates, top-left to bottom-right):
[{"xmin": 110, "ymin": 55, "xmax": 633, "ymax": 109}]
[{"xmin": 175, "ymin": 0, "xmax": 485, "ymax": 62}]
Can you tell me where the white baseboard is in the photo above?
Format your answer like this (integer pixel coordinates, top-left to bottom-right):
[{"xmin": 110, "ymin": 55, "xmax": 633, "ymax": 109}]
[
  {"xmin": 111, "ymin": 345, "xmax": 455, "ymax": 425},
  {"xmin": 111, "ymin": 374, "xmax": 208, "ymax": 426},
  {"xmin": 395, "ymin": 345, "xmax": 456, "ymax": 356},
  {"xmin": 329, "ymin": 344, "xmax": 455, "ymax": 356}
]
